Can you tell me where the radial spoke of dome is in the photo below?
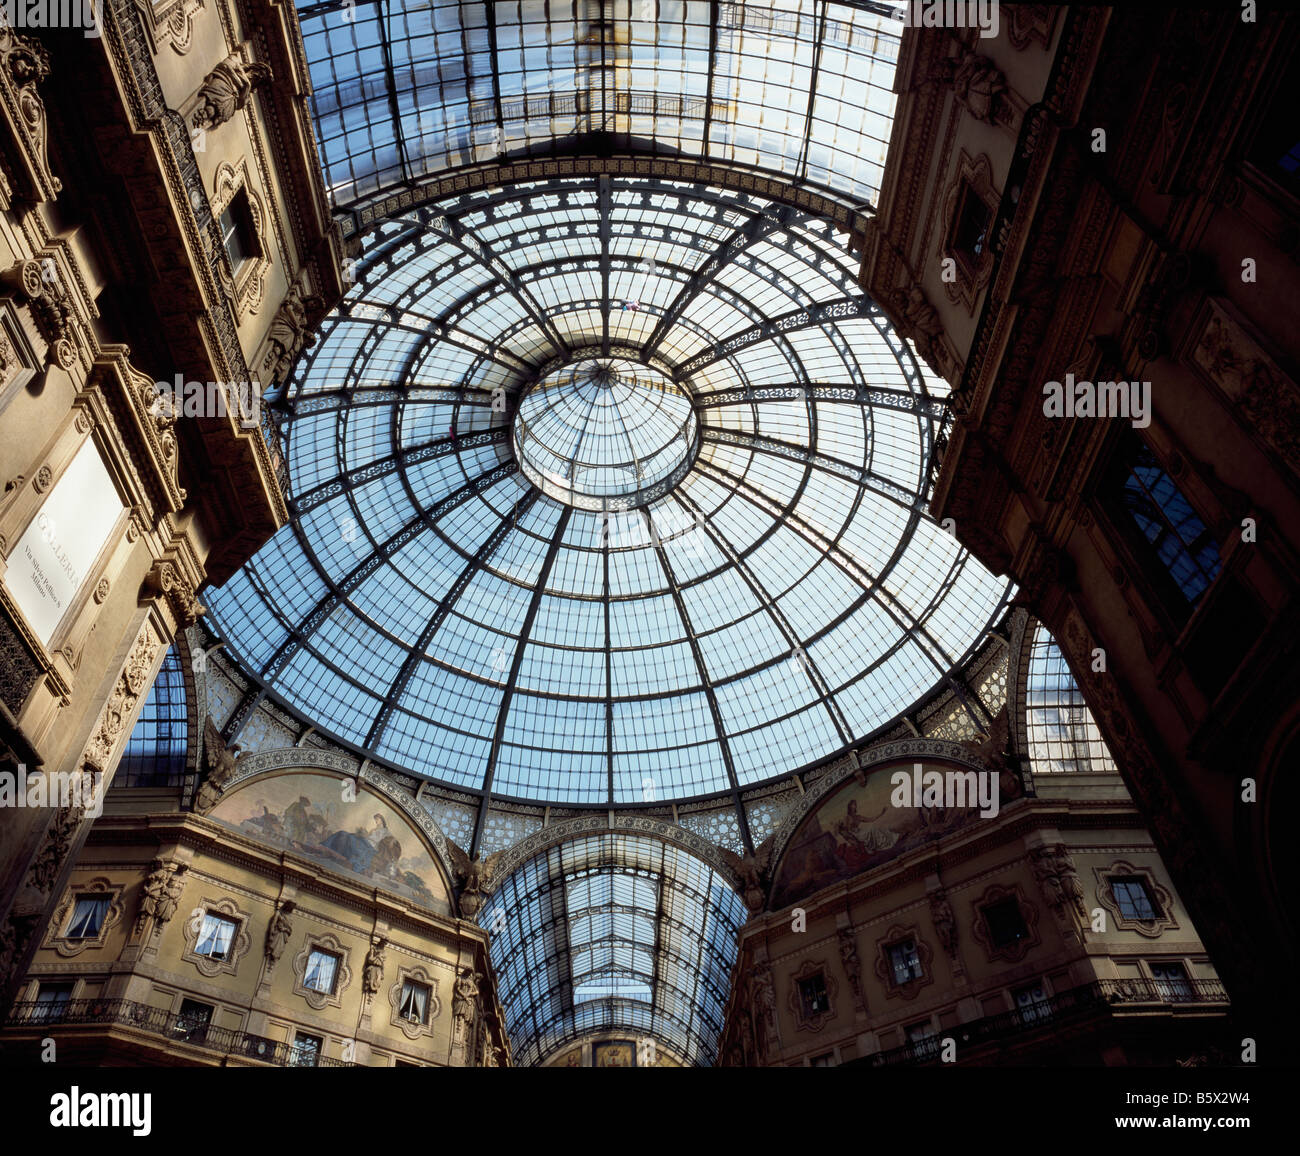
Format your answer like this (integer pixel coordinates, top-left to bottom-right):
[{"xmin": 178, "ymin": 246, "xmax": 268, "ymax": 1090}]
[
  {"xmin": 701, "ymin": 425, "xmax": 926, "ymax": 517},
  {"xmin": 640, "ymin": 202, "xmax": 804, "ymax": 361},
  {"xmin": 364, "ymin": 489, "xmax": 542, "ymax": 751},
  {"xmin": 417, "ymin": 210, "xmax": 571, "ymax": 360},
  {"xmin": 260, "ymin": 460, "xmax": 518, "ymax": 682},
  {"xmin": 290, "ymin": 427, "xmax": 509, "ymax": 516},
  {"xmin": 471, "ymin": 506, "xmax": 574, "ymax": 855},
  {"xmin": 600, "ymin": 176, "xmax": 613, "ymax": 356},
  {"xmin": 673, "ymin": 294, "xmax": 878, "ymax": 383},
  {"xmin": 638, "ymin": 507, "xmax": 753, "ymax": 855},
  {"xmin": 696, "ymin": 458, "xmax": 957, "ymax": 672},
  {"xmin": 671, "ymin": 490, "xmax": 854, "ymax": 745},
  {"xmin": 603, "ymin": 512, "xmax": 615, "ymax": 802}
]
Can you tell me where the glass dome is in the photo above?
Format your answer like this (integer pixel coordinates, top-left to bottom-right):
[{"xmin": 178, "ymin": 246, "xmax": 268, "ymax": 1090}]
[
  {"xmin": 205, "ymin": 173, "xmax": 1013, "ymax": 806},
  {"xmin": 513, "ymin": 357, "xmax": 699, "ymax": 509}
]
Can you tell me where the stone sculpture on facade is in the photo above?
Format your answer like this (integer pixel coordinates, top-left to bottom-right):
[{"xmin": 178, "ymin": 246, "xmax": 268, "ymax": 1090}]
[
  {"xmin": 264, "ymin": 900, "xmax": 295, "ymax": 970},
  {"xmin": 191, "ymin": 52, "xmax": 273, "ymax": 132}
]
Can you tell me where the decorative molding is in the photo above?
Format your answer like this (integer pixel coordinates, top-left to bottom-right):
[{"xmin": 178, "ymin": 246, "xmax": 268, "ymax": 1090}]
[
  {"xmin": 787, "ymin": 958, "xmax": 836, "ymax": 1033},
  {"xmin": 0, "ymin": 12, "xmax": 62, "ymax": 202},
  {"xmin": 387, "ymin": 963, "xmax": 442, "ymax": 1042},
  {"xmin": 213, "ymin": 159, "xmax": 270, "ymax": 316},
  {"xmin": 152, "ymin": 0, "xmax": 204, "ymax": 55},
  {"xmin": 1094, "ymin": 859, "xmax": 1178, "ymax": 939},
  {"xmin": 180, "ymin": 894, "xmax": 252, "ymax": 978},
  {"xmin": 941, "ymin": 150, "xmax": 998, "ymax": 314},
  {"xmin": 873, "ymin": 923, "xmax": 935, "ymax": 1002},
  {"xmin": 44, "ymin": 877, "xmax": 125, "ymax": 958},
  {"xmin": 291, "ymin": 932, "xmax": 352, "ymax": 1011},
  {"xmin": 83, "ymin": 626, "xmax": 162, "ymax": 775},
  {"xmin": 969, "ymin": 881, "xmax": 1042, "ymax": 963}
]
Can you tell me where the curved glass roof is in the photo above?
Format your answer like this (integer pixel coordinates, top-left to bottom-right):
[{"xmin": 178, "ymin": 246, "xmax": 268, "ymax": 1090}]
[
  {"xmin": 513, "ymin": 357, "xmax": 698, "ymax": 508},
  {"xmin": 479, "ymin": 833, "xmax": 746, "ymax": 1066},
  {"xmin": 297, "ymin": 0, "xmax": 902, "ymax": 213},
  {"xmin": 205, "ymin": 174, "xmax": 1013, "ymax": 806}
]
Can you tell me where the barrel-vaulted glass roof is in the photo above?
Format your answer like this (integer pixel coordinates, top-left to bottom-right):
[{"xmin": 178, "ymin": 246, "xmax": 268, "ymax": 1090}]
[
  {"xmin": 480, "ymin": 833, "xmax": 747, "ymax": 1066},
  {"xmin": 296, "ymin": 0, "xmax": 902, "ymax": 213},
  {"xmin": 205, "ymin": 173, "xmax": 1013, "ymax": 806}
]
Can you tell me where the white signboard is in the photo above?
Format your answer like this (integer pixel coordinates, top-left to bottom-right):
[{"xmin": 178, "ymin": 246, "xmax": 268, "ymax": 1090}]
[{"xmin": 5, "ymin": 438, "xmax": 124, "ymax": 645}]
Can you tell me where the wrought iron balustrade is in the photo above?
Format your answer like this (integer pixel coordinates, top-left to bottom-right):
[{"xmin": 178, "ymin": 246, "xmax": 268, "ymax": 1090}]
[{"xmin": 5, "ymin": 998, "xmax": 354, "ymax": 1067}]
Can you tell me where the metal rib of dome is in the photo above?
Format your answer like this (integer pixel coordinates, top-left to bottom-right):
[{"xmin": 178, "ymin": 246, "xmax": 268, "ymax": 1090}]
[{"xmin": 205, "ymin": 174, "xmax": 1014, "ymax": 806}]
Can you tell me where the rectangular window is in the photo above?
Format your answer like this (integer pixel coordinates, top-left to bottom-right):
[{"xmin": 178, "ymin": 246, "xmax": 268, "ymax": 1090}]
[
  {"xmin": 982, "ymin": 897, "xmax": 1029, "ymax": 949},
  {"xmin": 304, "ymin": 948, "xmax": 340, "ymax": 994},
  {"xmin": 951, "ymin": 182, "xmax": 993, "ymax": 264},
  {"xmin": 34, "ymin": 982, "xmax": 74, "ymax": 1023},
  {"xmin": 1111, "ymin": 877, "xmax": 1160, "ymax": 922},
  {"xmin": 1116, "ymin": 442, "xmax": 1221, "ymax": 607},
  {"xmin": 399, "ymin": 979, "xmax": 430, "ymax": 1024},
  {"xmin": 290, "ymin": 1031, "xmax": 323, "ymax": 1067},
  {"xmin": 809, "ymin": 1051, "xmax": 835, "ymax": 1067},
  {"xmin": 797, "ymin": 973, "xmax": 829, "ymax": 1018},
  {"xmin": 888, "ymin": 939, "xmax": 923, "ymax": 985},
  {"xmin": 196, "ymin": 913, "xmax": 237, "ymax": 960},
  {"xmin": 1150, "ymin": 962, "xmax": 1194, "ymax": 1002},
  {"xmin": 65, "ymin": 896, "xmax": 110, "ymax": 939},
  {"xmin": 1013, "ymin": 982, "xmax": 1052, "ymax": 1024},
  {"xmin": 219, "ymin": 192, "xmax": 260, "ymax": 272}
]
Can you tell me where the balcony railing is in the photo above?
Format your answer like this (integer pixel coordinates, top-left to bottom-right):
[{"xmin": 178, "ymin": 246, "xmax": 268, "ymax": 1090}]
[
  {"xmin": 856, "ymin": 978, "xmax": 1230, "ymax": 1067},
  {"xmin": 5, "ymin": 999, "xmax": 354, "ymax": 1067}
]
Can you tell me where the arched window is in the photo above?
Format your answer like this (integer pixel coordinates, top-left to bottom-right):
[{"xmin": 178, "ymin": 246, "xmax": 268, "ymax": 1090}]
[
  {"xmin": 1024, "ymin": 624, "xmax": 1116, "ymax": 774},
  {"xmin": 117, "ymin": 647, "xmax": 188, "ymax": 787}
]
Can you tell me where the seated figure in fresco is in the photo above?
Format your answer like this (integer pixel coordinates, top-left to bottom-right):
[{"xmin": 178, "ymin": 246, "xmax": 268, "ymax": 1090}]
[
  {"xmin": 322, "ymin": 813, "xmax": 403, "ymax": 879},
  {"xmin": 833, "ymin": 798, "xmax": 900, "ymax": 868}
]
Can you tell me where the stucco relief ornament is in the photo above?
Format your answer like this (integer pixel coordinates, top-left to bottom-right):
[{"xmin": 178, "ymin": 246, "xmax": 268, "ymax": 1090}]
[
  {"xmin": 264, "ymin": 281, "xmax": 322, "ymax": 384},
  {"xmin": 196, "ymin": 716, "xmax": 241, "ymax": 813},
  {"xmin": 1033, "ymin": 845, "xmax": 1087, "ymax": 923},
  {"xmin": 136, "ymin": 859, "xmax": 188, "ymax": 936},
  {"xmin": 190, "ymin": 53, "xmax": 273, "ymax": 132},
  {"xmin": 447, "ymin": 844, "xmax": 502, "ymax": 917},
  {"xmin": 84, "ymin": 633, "xmax": 160, "ymax": 774},
  {"xmin": 952, "ymin": 52, "xmax": 1007, "ymax": 122}
]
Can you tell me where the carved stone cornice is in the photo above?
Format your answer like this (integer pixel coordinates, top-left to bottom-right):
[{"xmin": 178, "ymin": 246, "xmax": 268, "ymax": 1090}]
[
  {"xmin": 0, "ymin": 11, "xmax": 60, "ymax": 203},
  {"xmin": 92, "ymin": 347, "xmax": 187, "ymax": 517}
]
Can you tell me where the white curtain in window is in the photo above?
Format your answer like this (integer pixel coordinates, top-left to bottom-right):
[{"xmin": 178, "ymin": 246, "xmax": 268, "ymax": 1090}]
[
  {"xmin": 198, "ymin": 914, "xmax": 234, "ymax": 958},
  {"xmin": 305, "ymin": 951, "xmax": 338, "ymax": 992},
  {"xmin": 67, "ymin": 897, "xmax": 110, "ymax": 938}
]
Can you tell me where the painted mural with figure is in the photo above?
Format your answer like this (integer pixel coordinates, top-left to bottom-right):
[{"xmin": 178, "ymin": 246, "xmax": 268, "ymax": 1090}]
[
  {"xmin": 209, "ymin": 771, "xmax": 450, "ymax": 913},
  {"xmin": 769, "ymin": 760, "xmax": 991, "ymax": 910}
]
